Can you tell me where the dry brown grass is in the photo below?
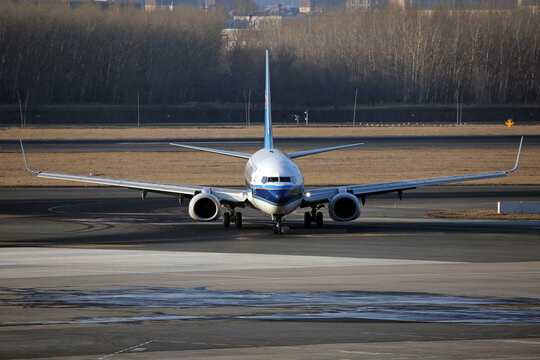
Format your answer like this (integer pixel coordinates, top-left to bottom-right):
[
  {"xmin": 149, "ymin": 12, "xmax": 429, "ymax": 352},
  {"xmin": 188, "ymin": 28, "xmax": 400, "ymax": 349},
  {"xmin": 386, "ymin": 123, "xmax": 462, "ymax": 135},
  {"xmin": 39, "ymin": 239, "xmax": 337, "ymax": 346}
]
[
  {"xmin": 4, "ymin": 148, "xmax": 538, "ymax": 187},
  {"xmin": 3, "ymin": 124, "xmax": 540, "ymax": 140},
  {"xmin": 428, "ymin": 210, "xmax": 540, "ymax": 220}
]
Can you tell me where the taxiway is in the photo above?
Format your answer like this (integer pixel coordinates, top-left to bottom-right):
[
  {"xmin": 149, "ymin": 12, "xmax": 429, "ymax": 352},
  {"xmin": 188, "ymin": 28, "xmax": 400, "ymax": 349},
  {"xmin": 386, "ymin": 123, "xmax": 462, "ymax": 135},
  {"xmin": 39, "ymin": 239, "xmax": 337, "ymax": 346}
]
[{"xmin": 1, "ymin": 186, "xmax": 540, "ymax": 359}]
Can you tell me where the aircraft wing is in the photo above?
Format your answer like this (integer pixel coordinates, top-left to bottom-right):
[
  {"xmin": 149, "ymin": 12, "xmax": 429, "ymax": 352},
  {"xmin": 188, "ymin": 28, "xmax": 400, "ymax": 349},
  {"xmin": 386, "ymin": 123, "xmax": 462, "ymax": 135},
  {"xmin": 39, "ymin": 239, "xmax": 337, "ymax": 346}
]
[
  {"xmin": 169, "ymin": 143, "xmax": 252, "ymax": 159},
  {"xmin": 287, "ymin": 143, "xmax": 364, "ymax": 159},
  {"xmin": 303, "ymin": 137, "xmax": 523, "ymax": 205},
  {"xmin": 20, "ymin": 140, "xmax": 248, "ymax": 204}
]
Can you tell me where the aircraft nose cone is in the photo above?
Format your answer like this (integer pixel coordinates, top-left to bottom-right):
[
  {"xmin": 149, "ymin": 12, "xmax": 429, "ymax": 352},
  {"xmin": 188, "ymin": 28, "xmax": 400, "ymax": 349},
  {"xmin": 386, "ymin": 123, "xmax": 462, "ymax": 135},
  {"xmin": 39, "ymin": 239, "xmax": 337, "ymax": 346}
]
[
  {"xmin": 270, "ymin": 187, "xmax": 302, "ymax": 205},
  {"xmin": 253, "ymin": 186, "xmax": 302, "ymax": 206}
]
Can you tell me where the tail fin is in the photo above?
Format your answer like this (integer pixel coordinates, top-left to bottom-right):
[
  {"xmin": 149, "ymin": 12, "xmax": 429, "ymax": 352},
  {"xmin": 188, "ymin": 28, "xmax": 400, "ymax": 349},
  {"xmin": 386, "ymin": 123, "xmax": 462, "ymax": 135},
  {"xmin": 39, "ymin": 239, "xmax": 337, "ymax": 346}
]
[{"xmin": 264, "ymin": 50, "xmax": 273, "ymax": 149}]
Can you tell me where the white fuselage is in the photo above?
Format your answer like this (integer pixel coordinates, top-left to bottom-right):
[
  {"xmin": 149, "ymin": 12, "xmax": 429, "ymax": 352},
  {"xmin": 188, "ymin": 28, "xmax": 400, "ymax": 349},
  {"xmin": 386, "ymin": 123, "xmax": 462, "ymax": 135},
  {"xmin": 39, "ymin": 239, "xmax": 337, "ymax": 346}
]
[{"xmin": 244, "ymin": 148, "xmax": 304, "ymax": 216}]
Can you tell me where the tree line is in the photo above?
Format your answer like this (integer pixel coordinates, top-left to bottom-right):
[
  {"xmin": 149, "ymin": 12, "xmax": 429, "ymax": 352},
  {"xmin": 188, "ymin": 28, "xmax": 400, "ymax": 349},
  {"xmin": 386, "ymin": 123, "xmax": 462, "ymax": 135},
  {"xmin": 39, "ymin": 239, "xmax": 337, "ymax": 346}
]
[{"xmin": 0, "ymin": 2, "xmax": 538, "ymax": 106}]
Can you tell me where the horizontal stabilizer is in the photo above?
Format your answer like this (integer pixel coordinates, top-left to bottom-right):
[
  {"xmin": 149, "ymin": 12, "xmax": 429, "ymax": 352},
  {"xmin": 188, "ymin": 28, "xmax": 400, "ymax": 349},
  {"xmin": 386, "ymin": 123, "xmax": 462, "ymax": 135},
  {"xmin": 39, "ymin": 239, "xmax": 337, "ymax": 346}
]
[
  {"xmin": 169, "ymin": 143, "xmax": 252, "ymax": 159},
  {"xmin": 288, "ymin": 142, "xmax": 364, "ymax": 159}
]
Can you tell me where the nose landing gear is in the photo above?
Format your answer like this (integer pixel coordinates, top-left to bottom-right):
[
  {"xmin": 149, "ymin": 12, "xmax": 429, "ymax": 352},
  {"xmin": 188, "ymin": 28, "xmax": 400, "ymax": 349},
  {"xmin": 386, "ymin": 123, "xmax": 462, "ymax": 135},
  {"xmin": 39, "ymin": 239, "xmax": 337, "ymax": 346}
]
[{"xmin": 272, "ymin": 215, "xmax": 286, "ymax": 235}]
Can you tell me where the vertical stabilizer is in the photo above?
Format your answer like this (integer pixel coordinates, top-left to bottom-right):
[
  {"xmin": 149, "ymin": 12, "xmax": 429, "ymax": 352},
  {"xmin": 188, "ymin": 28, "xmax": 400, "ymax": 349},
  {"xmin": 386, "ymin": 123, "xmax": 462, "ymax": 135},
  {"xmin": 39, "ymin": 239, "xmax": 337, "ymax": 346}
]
[{"xmin": 264, "ymin": 50, "xmax": 273, "ymax": 149}]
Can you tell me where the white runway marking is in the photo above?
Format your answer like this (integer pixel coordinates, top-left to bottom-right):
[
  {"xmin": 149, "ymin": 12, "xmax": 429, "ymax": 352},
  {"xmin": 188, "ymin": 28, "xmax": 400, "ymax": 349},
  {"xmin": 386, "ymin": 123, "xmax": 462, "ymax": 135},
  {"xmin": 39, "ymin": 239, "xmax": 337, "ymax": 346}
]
[
  {"xmin": 503, "ymin": 340, "xmax": 540, "ymax": 345},
  {"xmin": 98, "ymin": 340, "xmax": 153, "ymax": 359}
]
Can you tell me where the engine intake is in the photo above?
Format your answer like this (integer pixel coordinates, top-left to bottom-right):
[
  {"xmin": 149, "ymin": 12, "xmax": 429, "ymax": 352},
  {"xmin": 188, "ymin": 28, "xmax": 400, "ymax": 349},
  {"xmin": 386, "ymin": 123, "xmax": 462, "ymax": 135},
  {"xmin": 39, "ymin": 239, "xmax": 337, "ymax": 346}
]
[
  {"xmin": 328, "ymin": 192, "xmax": 361, "ymax": 222},
  {"xmin": 188, "ymin": 193, "xmax": 221, "ymax": 221}
]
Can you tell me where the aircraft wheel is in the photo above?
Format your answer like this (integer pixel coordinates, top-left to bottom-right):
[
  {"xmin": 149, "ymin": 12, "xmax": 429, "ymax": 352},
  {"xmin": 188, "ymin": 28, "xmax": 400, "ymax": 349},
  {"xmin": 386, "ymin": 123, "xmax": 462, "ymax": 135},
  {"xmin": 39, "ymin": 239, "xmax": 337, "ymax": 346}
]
[
  {"xmin": 273, "ymin": 222, "xmax": 284, "ymax": 235},
  {"xmin": 223, "ymin": 212, "xmax": 230, "ymax": 228},
  {"xmin": 316, "ymin": 212, "xmax": 324, "ymax": 228},
  {"xmin": 235, "ymin": 212, "xmax": 242, "ymax": 228},
  {"xmin": 304, "ymin": 212, "xmax": 311, "ymax": 228}
]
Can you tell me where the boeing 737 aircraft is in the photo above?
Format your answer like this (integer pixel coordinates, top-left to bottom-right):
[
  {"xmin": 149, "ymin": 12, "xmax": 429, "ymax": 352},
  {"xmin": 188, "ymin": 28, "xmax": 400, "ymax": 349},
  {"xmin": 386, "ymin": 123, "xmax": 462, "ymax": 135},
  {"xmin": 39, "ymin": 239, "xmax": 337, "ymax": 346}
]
[{"xmin": 21, "ymin": 51, "xmax": 523, "ymax": 234}]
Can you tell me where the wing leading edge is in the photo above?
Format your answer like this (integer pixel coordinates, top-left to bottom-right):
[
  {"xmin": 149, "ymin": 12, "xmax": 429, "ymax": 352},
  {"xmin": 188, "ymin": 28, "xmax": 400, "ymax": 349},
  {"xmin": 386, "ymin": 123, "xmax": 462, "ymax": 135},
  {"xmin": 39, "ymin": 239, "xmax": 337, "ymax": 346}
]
[
  {"xmin": 287, "ymin": 142, "xmax": 364, "ymax": 158},
  {"xmin": 19, "ymin": 139, "xmax": 248, "ymax": 204},
  {"xmin": 303, "ymin": 136, "xmax": 524, "ymax": 205},
  {"xmin": 169, "ymin": 143, "xmax": 252, "ymax": 159}
]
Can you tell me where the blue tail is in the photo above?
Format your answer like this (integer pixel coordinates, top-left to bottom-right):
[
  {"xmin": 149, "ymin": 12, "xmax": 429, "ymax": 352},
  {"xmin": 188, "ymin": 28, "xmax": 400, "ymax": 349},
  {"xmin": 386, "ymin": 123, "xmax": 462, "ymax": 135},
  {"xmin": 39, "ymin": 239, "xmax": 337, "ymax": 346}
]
[{"xmin": 264, "ymin": 50, "xmax": 273, "ymax": 149}]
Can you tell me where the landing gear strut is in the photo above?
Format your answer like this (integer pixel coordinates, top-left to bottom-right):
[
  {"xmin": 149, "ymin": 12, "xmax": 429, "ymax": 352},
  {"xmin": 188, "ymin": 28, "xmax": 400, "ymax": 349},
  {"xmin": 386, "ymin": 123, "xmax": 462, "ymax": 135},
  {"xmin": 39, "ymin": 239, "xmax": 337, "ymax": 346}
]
[
  {"xmin": 304, "ymin": 206, "xmax": 324, "ymax": 229},
  {"xmin": 223, "ymin": 210, "xmax": 242, "ymax": 228},
  {"xmin": 223, "ymin": 212, "xmax": 231, "ymax": 228},
  {"xmin": 273, "ymin": 215, "xmax": 285, "ymax": 235}
]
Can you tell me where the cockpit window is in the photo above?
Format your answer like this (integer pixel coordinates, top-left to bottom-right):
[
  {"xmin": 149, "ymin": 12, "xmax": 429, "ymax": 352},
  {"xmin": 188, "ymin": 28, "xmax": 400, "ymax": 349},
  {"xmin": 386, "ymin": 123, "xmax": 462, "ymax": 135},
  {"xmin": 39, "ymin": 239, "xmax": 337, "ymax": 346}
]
[{"xmin": 262, "ymin": 176, "xmax": 296, "ymax": 183}]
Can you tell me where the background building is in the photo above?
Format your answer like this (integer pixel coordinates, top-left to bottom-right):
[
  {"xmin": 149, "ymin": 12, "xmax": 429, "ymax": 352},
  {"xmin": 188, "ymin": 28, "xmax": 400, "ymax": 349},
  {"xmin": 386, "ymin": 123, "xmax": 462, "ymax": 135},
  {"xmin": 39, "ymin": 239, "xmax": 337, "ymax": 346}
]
[
  {"xmin": 346, "ymin": 0, "xmax": 537, "ymax": 9},
  {"xmin": 299, "ymin": 0, "xmax": 315, "ymax": 13}
]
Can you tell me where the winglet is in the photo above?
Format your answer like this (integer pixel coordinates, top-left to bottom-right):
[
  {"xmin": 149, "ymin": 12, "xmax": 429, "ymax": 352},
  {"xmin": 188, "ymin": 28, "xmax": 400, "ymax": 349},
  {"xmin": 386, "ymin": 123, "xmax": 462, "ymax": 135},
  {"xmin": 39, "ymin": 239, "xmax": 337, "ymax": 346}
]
[
  {"xmin": 264, "ymin": 50, "xmax": 273, "ymax": 149},
  {"xmin": 505, "ymin": 136, "xmax": 523, "ymax": 174},
  {"xmin": 19, "ymin": 138, "xmax": 40, "ymax": 174}
]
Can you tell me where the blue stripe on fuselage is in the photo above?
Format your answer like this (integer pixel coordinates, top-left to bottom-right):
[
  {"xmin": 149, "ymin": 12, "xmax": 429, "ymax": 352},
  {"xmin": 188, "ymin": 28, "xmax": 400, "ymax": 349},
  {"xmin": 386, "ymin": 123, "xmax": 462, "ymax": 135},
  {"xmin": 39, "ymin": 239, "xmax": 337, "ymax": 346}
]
[{"xmin": 250, "ymin": 185, "xmax": 303, "ymax": 206}]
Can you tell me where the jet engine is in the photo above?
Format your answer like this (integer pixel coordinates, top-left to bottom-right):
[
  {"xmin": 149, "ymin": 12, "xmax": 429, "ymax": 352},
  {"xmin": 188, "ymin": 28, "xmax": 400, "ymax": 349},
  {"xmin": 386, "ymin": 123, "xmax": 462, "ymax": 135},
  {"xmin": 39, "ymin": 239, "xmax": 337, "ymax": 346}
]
[
  {"xmin": 328, "ymin": 192, "xmax": 361, "ymax": 221},
  {"xmin": 188, "ymin": 193, "xmax": 221, "ymax": 221}
]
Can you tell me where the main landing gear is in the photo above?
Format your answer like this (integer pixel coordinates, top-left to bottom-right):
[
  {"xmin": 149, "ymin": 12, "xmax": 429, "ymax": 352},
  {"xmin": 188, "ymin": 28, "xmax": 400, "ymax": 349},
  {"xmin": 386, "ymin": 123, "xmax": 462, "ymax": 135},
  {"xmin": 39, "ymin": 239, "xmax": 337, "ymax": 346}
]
[
  {"xmin": 223, "ymin": 210, "xmax": 242, "ymax": 228},
  {"xmin": 304, "ymin": 206, "xmax": 324, "ymax": 229}
]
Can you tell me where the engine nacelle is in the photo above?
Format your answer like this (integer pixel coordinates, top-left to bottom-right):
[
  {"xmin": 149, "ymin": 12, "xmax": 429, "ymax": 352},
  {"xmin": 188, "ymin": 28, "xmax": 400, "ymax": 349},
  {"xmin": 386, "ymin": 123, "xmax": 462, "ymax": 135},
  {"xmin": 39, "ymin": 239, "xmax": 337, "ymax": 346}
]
[
  {"xmin": 328, "ymin": 192, "xmax": 361, "ymax": 222},
  {"xmin": 188, "ymin": 193, "xmax": 221, "ymax": 222}
]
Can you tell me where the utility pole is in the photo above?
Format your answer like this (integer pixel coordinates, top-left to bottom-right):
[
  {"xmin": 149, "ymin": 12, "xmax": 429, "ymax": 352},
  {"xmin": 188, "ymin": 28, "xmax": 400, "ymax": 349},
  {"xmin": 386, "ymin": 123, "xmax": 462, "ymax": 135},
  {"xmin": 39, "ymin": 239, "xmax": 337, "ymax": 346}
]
[
  {"xmin": 248, "ymin": 89, "xmax": 251, "ymax": 127},
  {"xmin": 244, "ymin": 90, "xmax": 251, "ymax": 127},
  {"xmin": 137, "ymin": 92, "xmax": 140, "ymax": 128},
  {"xmin": 24, "ymin": 90, "xmax": 28, "ymax": 127},
  {"xmin": 459, "ymin": 92, "xmax": 463, "ymax": 125},
  {"xmin": 18, "ymin": 91, "xmax": 23, "ymax": 128},
  {"xmin": 244, "ymin": 91, "xmax": 247, "ymax": 126},
  {"xmin": 456, "ymin": 90, "xmax": 464, "ymax": 125},
  {"xmin": 456, "ymin": 90, "xmax": 459, "ymax": 126},
  {"xmin": 353, "ymin": 88, "xmax": 358, "ymax": 127}
]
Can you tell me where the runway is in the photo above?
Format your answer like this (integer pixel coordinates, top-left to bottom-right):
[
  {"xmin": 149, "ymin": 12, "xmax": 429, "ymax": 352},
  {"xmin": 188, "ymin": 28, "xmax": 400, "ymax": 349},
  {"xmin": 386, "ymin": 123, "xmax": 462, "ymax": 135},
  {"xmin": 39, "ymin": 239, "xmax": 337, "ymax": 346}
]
[
  {"xmin": 1, "ymin": 186, "xmax": 540, "ymax": 359},
  {"xmin": 2, "ymin": 135, "xmax": 538, "ymax": 152}
]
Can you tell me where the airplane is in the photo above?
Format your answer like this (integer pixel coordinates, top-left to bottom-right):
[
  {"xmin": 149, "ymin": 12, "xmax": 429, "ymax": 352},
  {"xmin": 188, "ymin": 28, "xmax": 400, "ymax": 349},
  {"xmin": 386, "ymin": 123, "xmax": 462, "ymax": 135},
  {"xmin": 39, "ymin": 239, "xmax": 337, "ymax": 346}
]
[{"xmin": 21, "ymin": 50, "xmax": 523, "ymax": 234}]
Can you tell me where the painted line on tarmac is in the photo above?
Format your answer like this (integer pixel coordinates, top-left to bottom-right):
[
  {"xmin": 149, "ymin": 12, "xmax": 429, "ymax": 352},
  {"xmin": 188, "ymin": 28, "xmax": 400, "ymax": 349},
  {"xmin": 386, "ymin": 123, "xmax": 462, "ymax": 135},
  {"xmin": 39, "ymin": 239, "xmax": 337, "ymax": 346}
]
[
  {"xmin": 292, "ymin": 233, "xmax": 418, "ymax": 238},
  {"xmin": 49, "ymin": 244, "xmax": 143, "ymax": 248},
  {"xmin": 0, "ymin": 214, "xmax": 28, "ymax": 219},
  {"xmin": 98, "ymin": 340, "xmax": 154, "ymax": 360},
  {"xmin": 503, "ymin": 340, "xmax": 540, "ymax": 345}
]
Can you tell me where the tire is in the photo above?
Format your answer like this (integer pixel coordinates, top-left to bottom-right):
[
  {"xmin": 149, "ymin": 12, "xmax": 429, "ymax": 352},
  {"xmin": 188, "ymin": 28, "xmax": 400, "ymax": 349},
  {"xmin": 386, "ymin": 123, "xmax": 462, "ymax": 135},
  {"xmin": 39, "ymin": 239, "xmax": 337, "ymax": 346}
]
[
  {"xmin": 304, "ymin": 212, "xmax": 312, "ymax": 228},
  {"xmin": 235, "ymin": 212, "xmax": 242, "ymax": 228},
  {"xmin": 316, "ymin": 212, "xmax": 324, "ymax": 228},
  {"xmin": 223, "ymin": 212, "xmax": 230, "ymax": 228}
]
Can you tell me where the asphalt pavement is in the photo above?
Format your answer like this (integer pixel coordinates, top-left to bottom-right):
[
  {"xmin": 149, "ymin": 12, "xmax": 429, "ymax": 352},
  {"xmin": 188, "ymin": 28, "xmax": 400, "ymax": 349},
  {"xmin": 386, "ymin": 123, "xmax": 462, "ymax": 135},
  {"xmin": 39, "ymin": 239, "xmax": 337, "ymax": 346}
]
[{"xmin": 1, "ymin": 185, "xmax": 540, "ymax": 359}]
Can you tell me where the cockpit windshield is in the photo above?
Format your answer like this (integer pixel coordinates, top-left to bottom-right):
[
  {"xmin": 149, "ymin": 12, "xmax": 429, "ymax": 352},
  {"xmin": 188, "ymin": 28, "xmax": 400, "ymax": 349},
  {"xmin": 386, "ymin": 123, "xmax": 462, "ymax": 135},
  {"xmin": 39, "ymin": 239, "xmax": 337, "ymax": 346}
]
[{"xmin": 262, "ymin": 176, "xmax": 296, "ymax": 184}]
